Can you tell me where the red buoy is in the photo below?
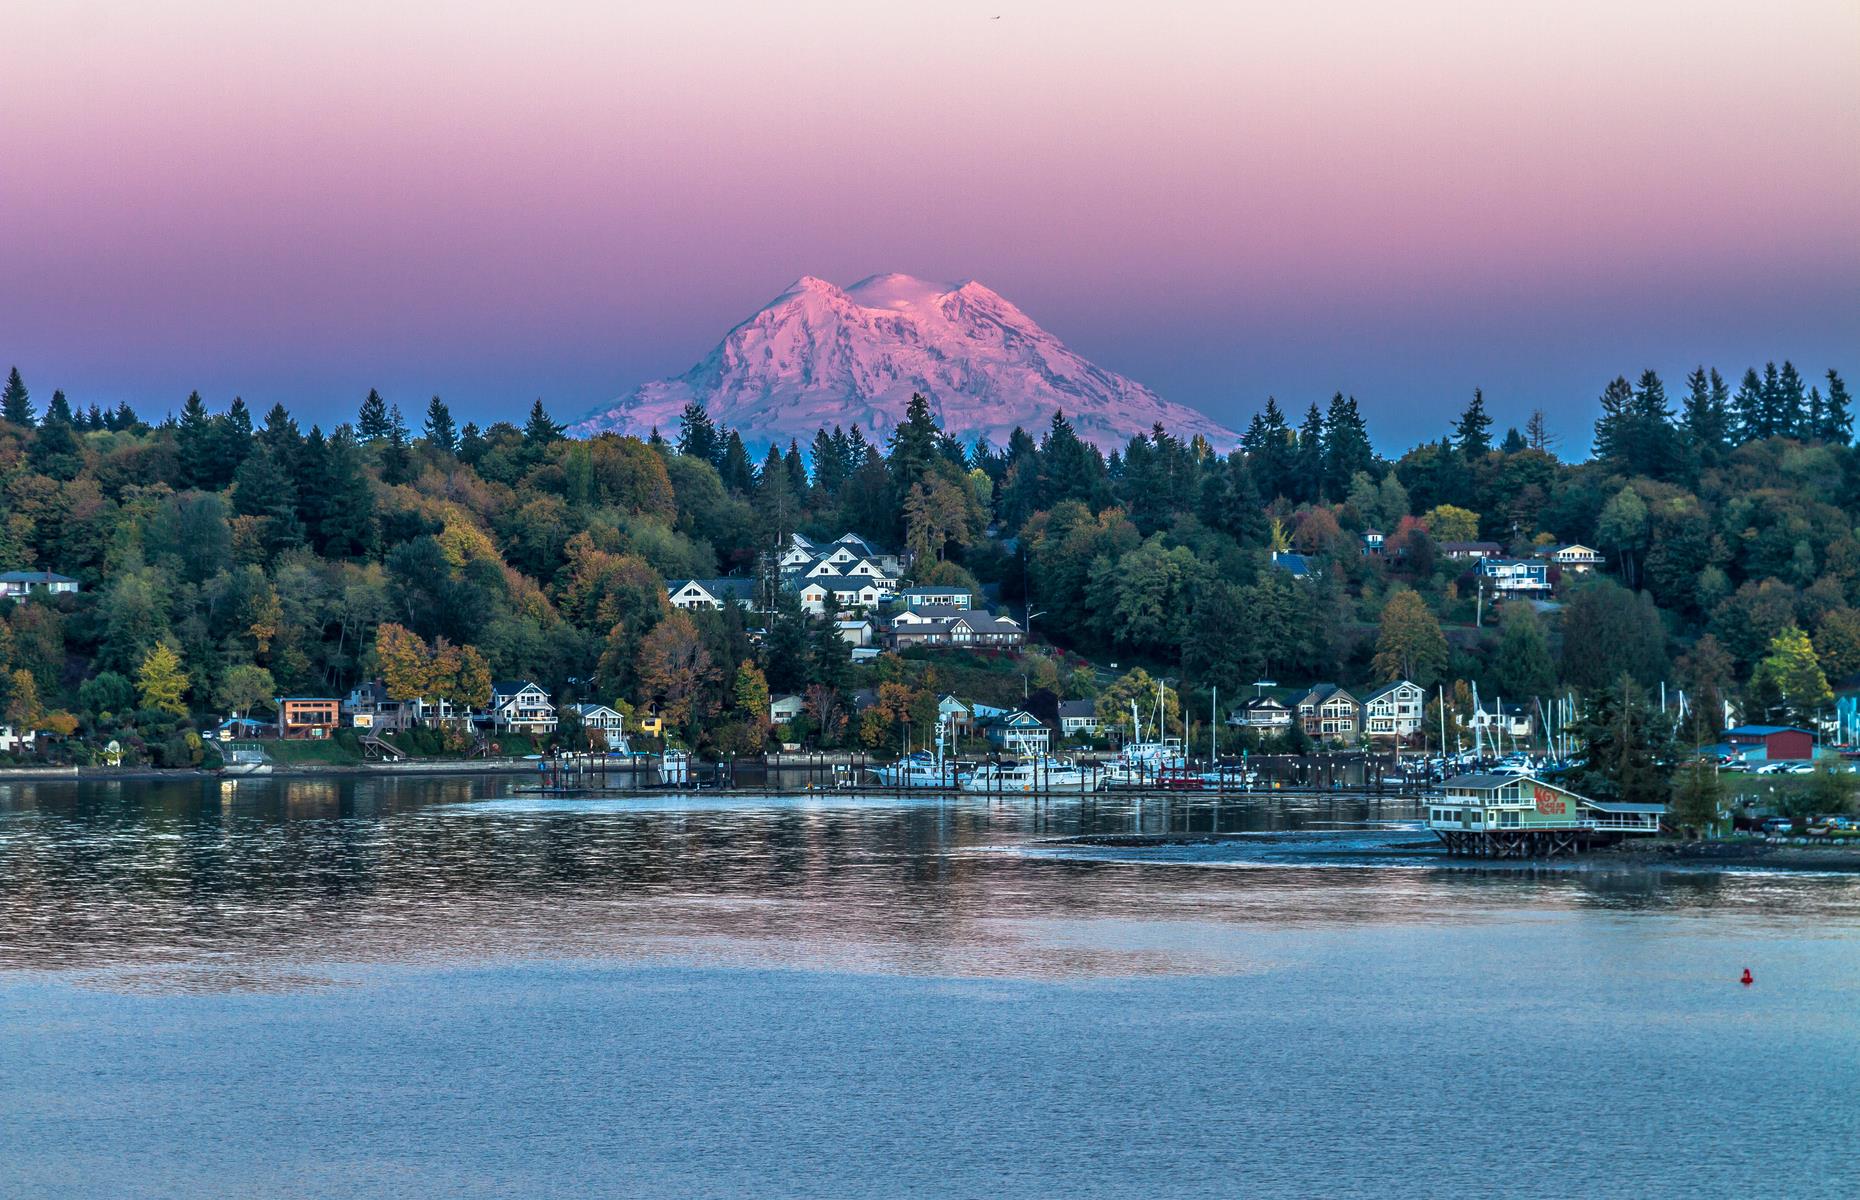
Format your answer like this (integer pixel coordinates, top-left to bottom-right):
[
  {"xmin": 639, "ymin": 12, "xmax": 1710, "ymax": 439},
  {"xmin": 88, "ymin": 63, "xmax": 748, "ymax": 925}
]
[{"xmin": 1741, "ymin": 968, "xmax": 1754, "ymax": 986}]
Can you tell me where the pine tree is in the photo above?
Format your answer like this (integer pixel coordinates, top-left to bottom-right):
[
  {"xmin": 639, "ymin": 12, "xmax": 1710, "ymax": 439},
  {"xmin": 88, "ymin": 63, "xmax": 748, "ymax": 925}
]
[
  {"xmin": 1732, "ymin": 367, "xmax": 1766, "ymax": 443},
  {"xmin": 1592, "ymin": 376, "xmax": 1634, "ymax": 463},
  {"xmin": 523, "ymin": 398, "xmax": 563, "ymax": 446},
  {"xmin": 718, "ymin": 431, "xmax": 754, "ymax": 494},
  {"xmin": 458, "ymin": 422, "xmax": 486, "ymax": 464},
  {"xmin": 357, "ymin": 388, "xmax": 391, "ymax": 442},
  {"xmin": 380, "ymin": 405, "xmax": 414, "ymax": 485},
  {"xmin": 1775, "ymin": 361, "xmax": 1808, "ymax": 439},
  {"xmin": 1293, "ymin": 401, "xmax": 1326, "ymax": 502},
  {"xmin": 423, "ymin": 395, "xmax": 458, "ymax": 453},
  {"xmin": 677, "ymin": 402, "xmax": 721, "ymax": 465},
  {"xmin": 1566, "ymin": 675, "xmax": 1678, "ymax": 806},
  {"xmin": 2, "ymin": 367, "xmax": 33, "ymax": 426},
  {"xmin": 29, "ymin": 389, "xmax": 83, "ymax": 479},
  {"xmin": 887, "ymin": 393, "xmax": 944, "ymax": 497},
  {"xmin": 1242, "ymin": 397, "xmax": 1294, "ymax": 500},
  {"xmin": 1627, "ymin": 368, "xmax": 1677, "ymax": 478},
  {"xmin": 1681, "ymin": 366, "xmax": 1729, "ymax": 459},
  {"xmin": 175, "ymin": 391, "xmax": 216, "ymax": 490},
  {"xmin": 1453, "ymin": 389, "xmax": 1493, "ymax": 459},
  {"xmin": 1821, "ymin": 369, "xmax": 1853, "ymax": 444},
  {"xmin": 83, "ymin": 403, "xmax": 104, "ymax": 431}
]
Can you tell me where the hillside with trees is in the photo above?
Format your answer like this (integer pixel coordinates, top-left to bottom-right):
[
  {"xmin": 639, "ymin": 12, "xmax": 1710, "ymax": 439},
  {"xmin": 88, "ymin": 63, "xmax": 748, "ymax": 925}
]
[{"xmin": 0, "ymin": 361, "xmax": 1854, "ymax": 771}]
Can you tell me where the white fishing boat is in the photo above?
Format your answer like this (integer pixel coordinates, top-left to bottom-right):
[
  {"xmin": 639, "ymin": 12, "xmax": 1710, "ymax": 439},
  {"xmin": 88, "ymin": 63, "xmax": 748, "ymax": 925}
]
[
  {"xmin": 871, "ymin": 718, "xmax": 959, "ymax": 788},
  {"xmin": 961, "ymin": 756, "xmax": 1100, "ymax": 793},
  {"xmin": 658, "ymin": 748, "xmax": 691, "ymax": 786}
]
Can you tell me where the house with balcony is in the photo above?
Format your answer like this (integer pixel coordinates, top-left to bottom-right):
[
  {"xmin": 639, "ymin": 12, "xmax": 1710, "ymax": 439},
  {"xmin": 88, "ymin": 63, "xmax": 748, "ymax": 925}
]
[
  {"xmin": 898, "ymin": 586, "xmax": 971, "ymax": 610},
  {"xmin": 1360, "ymin": 680, "xmax": 1426, "ymax": 742},
  {"xmin": 562, "ymin": 703, "xmax": 629, "ymax": 743},
  {"xmin": 276, "ymin": 697, "xmax": 341, "ymax": 740},
  {"xmin": 1476, "ymin": 558, "xmax": 1550, "ymax": 596},
  {"xmin": 983, "ymin": 710, "xmax": 1051, "ymax": 754},
  {"xmin": 1056, "ymin": 700, "xmax": 1099, "ymax": 738},
  {"xmin": 1537, "ymin": 543, "xmax": 1605, "ymax": 573},
  {"xmin": 1295, "ymin": 685, "xmax": 1360, "ymax": 740},
  {"xmin": 1227, "ymin": 696, "xmax": 1294, "ymax": 730},
  {"xmin": 887, "ymin": 611, "xmax": 1024, "ymax": 652},
  {"xmin": 1425, "ymin": 773, "xmax": 1664, "ymax": 856},
  {"xmin": 481, "ymin": 681, "xmax": 557, "ymax": 736}
]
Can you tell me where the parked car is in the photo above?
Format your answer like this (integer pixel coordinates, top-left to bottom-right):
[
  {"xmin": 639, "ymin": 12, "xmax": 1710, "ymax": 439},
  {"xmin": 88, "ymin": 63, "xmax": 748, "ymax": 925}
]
[{"xmin": 1761, "ymin": 817, "xmax": 1795, "ymax": 835}]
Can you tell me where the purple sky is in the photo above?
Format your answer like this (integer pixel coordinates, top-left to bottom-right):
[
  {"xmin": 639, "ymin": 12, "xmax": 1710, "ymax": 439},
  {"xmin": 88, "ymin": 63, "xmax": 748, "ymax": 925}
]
[{"xmin": 3, "ymin": 1, "xmax": 1855, "ymax": 451}]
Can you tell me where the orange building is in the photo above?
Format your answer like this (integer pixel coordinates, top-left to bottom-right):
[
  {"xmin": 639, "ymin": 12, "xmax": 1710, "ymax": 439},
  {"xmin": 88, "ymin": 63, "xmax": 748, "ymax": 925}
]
[{"xmin": 276, "ymin": 697, "xmax": 341, "ymax": 740}]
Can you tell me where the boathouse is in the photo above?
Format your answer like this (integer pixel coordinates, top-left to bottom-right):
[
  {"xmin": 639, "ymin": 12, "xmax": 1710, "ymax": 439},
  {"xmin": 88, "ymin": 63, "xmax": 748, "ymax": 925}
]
[{"xmin": 1426, "ymin": 773, "xmax": 1665, "ymax": 857}]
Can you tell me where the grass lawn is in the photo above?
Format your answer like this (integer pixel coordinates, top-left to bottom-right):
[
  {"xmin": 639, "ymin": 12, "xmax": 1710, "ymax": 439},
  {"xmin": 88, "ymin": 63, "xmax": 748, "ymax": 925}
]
[{"xmin": 258, "ymin": 738, "xmax": 363, "ymax": 766}]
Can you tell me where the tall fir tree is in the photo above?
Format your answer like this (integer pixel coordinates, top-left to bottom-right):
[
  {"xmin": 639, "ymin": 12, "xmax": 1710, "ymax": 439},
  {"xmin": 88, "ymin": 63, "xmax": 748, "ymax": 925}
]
[
  {"xmin": 1321, "ymin": 393, "xmax": 1374, "ymax": 486},
  {"xmin": 380, "ymin": 405, "xmax": 415, "ymax": 485},
  {"xmin": 175, "ymin": 391, "xmax": 217, "ymax": 490},
  {"xmin": 1775, "ymin": 361, "xmax": 1808, "ymax": 439},
  {"xmin": 357, "ymin": 388, "xmax": 391, "ymax": 442},
  {"xmin": 1681, "ymin": 366, "xmax": 1729, "ymax": 460},
  {"xmin": 2, "ymin": 366, "xmax": 33, "ymax": 426},
  {"xmin": 718, "ymin": 430, "xmax": 754, "ymax": 494},
  {"xmin": 1293, "ymin": 402, "xmax": 1326, "ymax": 502},
  {"xmin": 1454, "ymin": 388, "xmax": 1492, "ymax": 458},
  {"xmin": 1241, "ymin": 397, "xmax": 1294, "ymax": 501},
  {"xmin": 522, "ymin": 398, "xmax": 564, "ymax": 446},
  {"xmin": 422, "ymin": 395, "xmax": 458, "ymax": 453},
  {"xmin": 1820, "ymin": 369, "xmax": 1853, "ymax": 444},
  {"xmin": 1732, "ymin": 366, "xmax": 1766, "ymax": 443},
  {"xmin": 677, "ymin": 402, "xmax": 721, "ymax": 465}
]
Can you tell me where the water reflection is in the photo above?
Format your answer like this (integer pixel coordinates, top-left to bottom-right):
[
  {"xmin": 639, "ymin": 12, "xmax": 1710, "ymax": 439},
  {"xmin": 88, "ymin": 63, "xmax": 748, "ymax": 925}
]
[{"xmin": 1, "ymin": 777, "xmax": 1855, "ymax": 991}]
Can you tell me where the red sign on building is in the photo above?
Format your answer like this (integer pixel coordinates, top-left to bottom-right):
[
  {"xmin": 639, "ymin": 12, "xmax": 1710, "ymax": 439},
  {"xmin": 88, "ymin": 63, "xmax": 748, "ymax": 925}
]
[{"xmin": 1533, "ymin": 786, "xmax": 1566, "ymax": 815}]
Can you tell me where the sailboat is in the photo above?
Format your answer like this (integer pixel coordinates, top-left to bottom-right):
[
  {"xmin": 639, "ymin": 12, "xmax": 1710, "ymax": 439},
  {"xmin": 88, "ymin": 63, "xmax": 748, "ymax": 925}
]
[{"xmin": 1101, "ymin": 682, "xmax": 1187, "ymax": 788}]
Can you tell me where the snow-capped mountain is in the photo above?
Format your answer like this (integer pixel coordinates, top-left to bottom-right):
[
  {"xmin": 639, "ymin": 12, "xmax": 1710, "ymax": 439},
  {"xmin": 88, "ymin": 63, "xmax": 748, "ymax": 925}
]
[{"xmin": 570, "ymin": 274, "xmax": 1237, "ymax": 452}]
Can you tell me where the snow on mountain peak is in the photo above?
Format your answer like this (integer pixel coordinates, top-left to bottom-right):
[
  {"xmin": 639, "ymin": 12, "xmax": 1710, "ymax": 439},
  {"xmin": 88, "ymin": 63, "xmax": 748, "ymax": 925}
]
[{"xmin": 570, "ymin": 275, "xmax": 1238, "ymax": 452}]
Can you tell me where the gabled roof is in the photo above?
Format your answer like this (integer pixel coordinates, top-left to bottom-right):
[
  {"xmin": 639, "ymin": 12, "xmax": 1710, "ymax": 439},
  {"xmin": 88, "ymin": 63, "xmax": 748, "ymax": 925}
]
[
  {"xmin": 1270, "ymin": 551, "xmax": 1313, "ymax": 577},
  {"xmin": 1360, "ymin": 680, "xmax": 1420, "ymax": 703},
  {"xmin": 1240, "ymin": 695, "xmax": 1290, "ymax": 710},
  {"xmin": 668, "ymin": 576, "xmax": 760, "ymax": 602},
  {"xmin": 492, "ymin": 679, "xmax": 547, "ymax": 696},
  {"xmin": 1296, "ymin": 683, "xmax": 1338, "ymax": 707},
  {"xmin": 1056, "ymin": 699, "xmax": 1097, "ymax": 719},
  {"xmin": 1725, "ymin": 724, "xmax": 1812, "ymax": 736},
  {"xmin": 563, "ymin": 702, "xmax": 621, "ymax": 717}
]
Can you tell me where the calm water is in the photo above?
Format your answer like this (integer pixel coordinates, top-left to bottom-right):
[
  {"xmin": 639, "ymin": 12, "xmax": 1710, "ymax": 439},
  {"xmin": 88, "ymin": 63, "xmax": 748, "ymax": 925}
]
[{"xmin": 2, "ymin": 777, "xmax": 1857, "ymax": 1199}]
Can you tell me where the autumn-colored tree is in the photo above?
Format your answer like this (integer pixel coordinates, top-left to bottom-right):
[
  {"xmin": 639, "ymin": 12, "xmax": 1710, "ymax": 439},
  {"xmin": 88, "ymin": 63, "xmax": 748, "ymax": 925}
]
[
  {"xmin": 636, "ymin": 612, "xmax": 716, "ymax": 732},
  {"xmin": 1421, "ymin": 504, "xmax": 1480, "ymax": 543},
  {"xmin": 803, "ymin": 684, "xmax": 846, "ymax": 743},
  {"xmin": 1094, "ymin": 668, "xmax": 1180, "ymax": 741},
  {"xmin": 1371, "ymin": 588, "xmax": 1450, "ymax": 686},
  {"xmin": 1751, "ymin": 626, "xmax": 1833, "ymax": 723},
  {"xmin": 376, "ymin": 622, "xmax": 434, "ymax": 702},
  {"xmin": 5, "ymin": 668, "xmax": 44, "ymax": 731},
  {"xmin": 136, "ymin": 643, "xmax": 190, "ymax": 717},
  {"xmin": 732, "ymin": 654, "xmax": 770, "ymax": 721},
  {"xmin": 428, "ymin": 639, "xmax": 493, "ymax": 717}
]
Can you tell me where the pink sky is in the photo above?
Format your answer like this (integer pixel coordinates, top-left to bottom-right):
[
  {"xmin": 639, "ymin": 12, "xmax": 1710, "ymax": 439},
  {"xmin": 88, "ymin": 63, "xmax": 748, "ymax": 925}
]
[{"xmin": 3, "ymin": 0, "xmax": 1855, "ymax": 445}]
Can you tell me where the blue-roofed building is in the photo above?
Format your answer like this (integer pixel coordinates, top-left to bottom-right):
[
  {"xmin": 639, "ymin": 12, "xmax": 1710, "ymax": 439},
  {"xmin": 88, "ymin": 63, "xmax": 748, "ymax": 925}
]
[{"xmin": 1270, "ymin": 550, "xmax": 1313, "ymax": 579}]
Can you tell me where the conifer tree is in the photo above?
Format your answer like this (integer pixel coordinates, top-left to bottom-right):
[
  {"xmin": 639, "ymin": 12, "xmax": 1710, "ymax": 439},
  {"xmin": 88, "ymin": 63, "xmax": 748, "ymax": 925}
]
[
  {"xmin": 718, "ymin": 430, "xmax": 754, "ymax": 494},
  {"xmin": 29, "ymin": 389, "xmax": 83, "ymax": 479},
  {"xmin": 1681, "ymin": 366, "xmax": 1729, "ymax": 460},
  {"xmin": 523, "ymin": 398, "xmax": 564, "ymax": 446},
  {"xmin": 1241, "ymin": 397, "xmax": 1294, "ymax": 501},
  {"xmin": 1592, "ymin": 376, "xmax": 1634, "ymax": 463},
  {"xmin": 380, "ymin": 405, "xmax": 414, "ymax": 485},
  {"xmin": 1820, "ymin": 369, "xmax": 1853, "ymax": 444},
  {"xmin": 1454, "ymin": 388, "xmax": 1493, "ymax": 458},
  {"xmin": 886, "ymin": 393, "xmax": 943, "ymax": 497},
  {"xmin": 1775, "ymin": 361, "xmax": 1808, "ymax": 439},
  {"xmin": 677, "ymin": 402, "xmax": 721, "ymax": 465},
  {"xmin": 357, "ymin": 388, "xmax": 391, "ymax": 442},
  {"xmin": 175, "ymin": 391, "xmax": 216, "ymax": 490},
  {"xmin": 1293, "ymin": 402, "xmax": 1326, "ymax": 502},
  {"xmin": 422, "ymin": 395, "xmax": 458, "ymax": 453},
  {"xmin": 2, "ymin": 366, "xmax": 33, "ymax": 426}
]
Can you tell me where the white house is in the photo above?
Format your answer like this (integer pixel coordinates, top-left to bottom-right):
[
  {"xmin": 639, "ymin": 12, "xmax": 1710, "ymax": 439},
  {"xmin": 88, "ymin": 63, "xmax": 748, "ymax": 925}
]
[
  {"xmin": 1360, "ymin": 680, "xmax": 1426, "ymax": 742},
  {"xmin": 1227, "ymin": 696, "xmax": 1293, "ymax": 729},
  {"xmin": 666, "ymin": 577, "xmax": 761, "ymax": 611},
  {"xmin": 1538, "ymin": 543, "xmax": 1604, "ymax": 573},
  {"xmin": 768, "ymin": 694, "xmax": 806, "ymax": 725},
  {"xmin": 836, "ymin": 618, "xmax": 875, "ymax": 648},
  {"xmin": 0, "ymin": 724, "xmax": 36, "ymax": 754},
  {"xmin": 0, "ymin": 570, "xmax": 80, "ymax": 599},
  {"xmin": 984, "ymin": 710, "xmax": 1051, "ymax": 753},
  {"xmin": 482, "ymin": 681, "xmax": 557, "ymax": 736},
  {"xmin": 563, "ymin": 703, "xmax": 629, "ymax": 740}
]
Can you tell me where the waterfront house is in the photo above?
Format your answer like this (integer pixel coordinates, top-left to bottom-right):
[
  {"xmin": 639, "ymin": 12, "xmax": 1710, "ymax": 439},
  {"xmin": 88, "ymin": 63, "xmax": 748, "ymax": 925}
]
[
  {"xmin": 483, "ymin": 681, "xmax": 557, "ymax": 736},
  {"xmin": 666, "ymin": 577, "xmax": 762, "ymax": 612},
  {"xmin": 1056, "ymin": 699, "xmax": 1099, "ymax": 738},
  {"xmin": 984, "ymin": 710, "xmax": 1051, "ymax": 754},
  {"xmin": 1476, "ymin": 558, "xmax": 1550, "ymax": 596},
  {"xmin": 1295, "ymin": 685, "xmax": 1360, "ymax": 740},
  {"xmin": 0, "ymin": 570, "xmax": 80, "ymax": 599},
  {"xmin": 563, "ymin": 703, "xmax": 629, "ymax": 742},
  {"xmin": 768, "ymin": 694, "xmax": 806, "ymax": 726},
  {"xmin": 937, "ymin": 694, "xmax": 974, "ymax": 734},
  {"xmin": 1722, "ymin": 724, "xmax": 1814, "ymax": 763},
  {"xmin": 276, "ymin": 697, "xmax": 341, "ymax": 740},
  {"xmin": 343, "ymin": 680, "xmax": 415, "ymax": 732},
  {"xmin": 1425, "ymin": 773, "xmax": 1664, "ymax": 855},
  {"xmin": 0, "ymin": 724, "xmax": 36, "ymax": 754},
  {"xmin": 1227, "ymin": 696, "xmax": 1293, "ymax": 730},
  {"xmin": 899, "ymin": 586, "xmax": 971, "ymax": 609},
  {"xmin": 1438, "ymin": 541, "xmax": 1503, "ymax": 561},
  {"xmin": 1360, "ymin": 680, "xmax": 1426, "ymax": 742},
  {"xmin": 635, "ymin": 710, "xmax": 664, "ymax": 736},
  {"xmin": 1536, "ymin": 543, "xmax": 1605, "ymax": 573}
]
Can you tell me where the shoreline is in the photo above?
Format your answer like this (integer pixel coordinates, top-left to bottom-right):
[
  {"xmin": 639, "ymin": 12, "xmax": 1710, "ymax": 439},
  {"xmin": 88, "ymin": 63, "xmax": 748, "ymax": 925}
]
[{"xmin": 0, "ymin": 759, "xmax": 544, "ymax": 783}]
